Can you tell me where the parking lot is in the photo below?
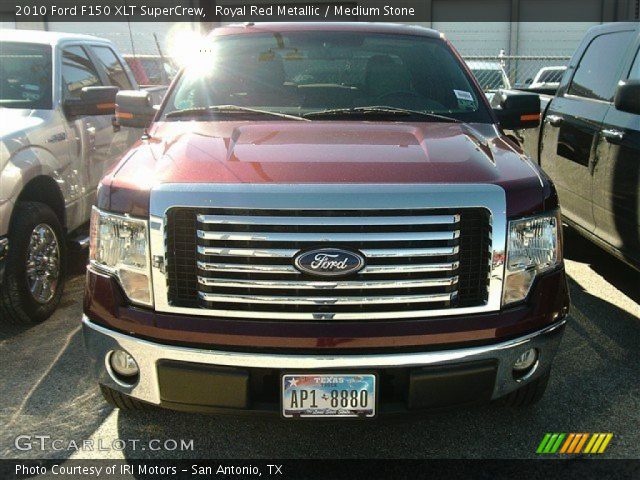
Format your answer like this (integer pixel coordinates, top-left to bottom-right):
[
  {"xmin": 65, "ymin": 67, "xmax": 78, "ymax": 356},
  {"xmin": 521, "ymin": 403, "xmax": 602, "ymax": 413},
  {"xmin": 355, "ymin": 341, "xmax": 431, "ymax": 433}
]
[{"xmin": 0, "ymin": 226, "xmax": 637, "ymax": 460}]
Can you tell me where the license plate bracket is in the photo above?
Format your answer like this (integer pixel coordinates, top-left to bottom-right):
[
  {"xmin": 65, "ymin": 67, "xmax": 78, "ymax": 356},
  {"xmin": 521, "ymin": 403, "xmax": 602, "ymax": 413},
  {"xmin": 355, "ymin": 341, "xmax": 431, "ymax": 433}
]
[{"xmin": 281, "ymin": 373, "xmax": 376, "ymax": 418}]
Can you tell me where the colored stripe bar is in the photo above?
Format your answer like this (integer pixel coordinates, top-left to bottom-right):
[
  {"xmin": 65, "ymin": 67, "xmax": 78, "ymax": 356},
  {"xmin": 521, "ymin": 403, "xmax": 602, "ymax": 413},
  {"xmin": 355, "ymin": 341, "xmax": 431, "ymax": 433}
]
[
  {"xmin": 574, "ymin": 433, "xmax": 589, "ymax": 454},
  {"xmin": 598, "ymin": 434, "xmax": 613, "ymax": 454},
  {"xmin": 550, "ymin": 433, "xmax": 566, "ymax": 453},
  {"xmin": 538, "ymin": 433, "xmax": 614, "ymax": 455},
  {"xmin": 543, "ymin": 434, "xmax": 560, "ymax": 453},
  {"xmin": 537, "ymin": 433, "xmax": 552, "ymax": 454},
  {"xmin": 591, "ymin": 434, "xmax": 607, "ymax": 453},
  {"xmin": 584, "ymin": 434, "xmax": 599, "ymax": 454},
  {"xmin": 560, "ymin": 433, "xmax": 575, "ymax": 454}
]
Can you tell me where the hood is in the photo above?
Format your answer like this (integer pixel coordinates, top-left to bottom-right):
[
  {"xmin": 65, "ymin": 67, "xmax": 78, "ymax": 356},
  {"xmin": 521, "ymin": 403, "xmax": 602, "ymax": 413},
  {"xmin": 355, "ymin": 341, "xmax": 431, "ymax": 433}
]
[
  {"xmin": 0, "ymin": 109, "xmax": 43, "ymax": 138},
  {"xmin": 101, "ymin": 120, "xmax": 549, "ymax": 217}
]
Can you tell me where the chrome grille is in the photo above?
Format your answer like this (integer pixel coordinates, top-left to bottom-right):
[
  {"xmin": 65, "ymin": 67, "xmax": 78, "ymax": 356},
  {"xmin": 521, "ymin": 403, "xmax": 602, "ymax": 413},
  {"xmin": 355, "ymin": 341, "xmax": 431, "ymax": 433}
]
[{"xmin": 165, "ymin": 207, "xmax": 491, "ymax": 320}]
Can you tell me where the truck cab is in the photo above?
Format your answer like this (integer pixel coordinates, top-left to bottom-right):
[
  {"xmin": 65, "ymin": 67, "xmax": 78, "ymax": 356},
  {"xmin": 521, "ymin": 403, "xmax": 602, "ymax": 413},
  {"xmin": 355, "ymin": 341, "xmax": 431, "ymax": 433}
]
[
  {"xmin": 523, "ymin": 23, "xmax": 640, "ymax": 269},
  {"xmin": 0, "ymin": 30, "xmax": 140, "ymax": 324},
  {"xmin": 83, "ymin": 23, "xmax": 570, "ymax": 416}
]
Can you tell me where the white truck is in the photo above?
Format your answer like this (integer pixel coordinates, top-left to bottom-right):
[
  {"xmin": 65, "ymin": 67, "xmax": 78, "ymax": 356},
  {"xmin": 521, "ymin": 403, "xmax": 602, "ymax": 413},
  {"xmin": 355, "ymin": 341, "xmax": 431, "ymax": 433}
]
[{"xmin": 0, "ymin": 30, "xmax": 145, "ymax": 324}]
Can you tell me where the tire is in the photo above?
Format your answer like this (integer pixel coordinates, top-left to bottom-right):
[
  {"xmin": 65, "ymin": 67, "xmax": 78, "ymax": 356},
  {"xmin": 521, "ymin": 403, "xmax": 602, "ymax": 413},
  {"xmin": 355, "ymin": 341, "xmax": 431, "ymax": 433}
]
[
  {"xmin": 100, "ymin": 384, "xmax": 150, "ymax": 411},
  {"xmin": 501, "ymin": 371, "xmax": 551, "ymax": 407},
  {"xmin": 0, "ymin": 201, "xmax": 66, "ymax": 325}
]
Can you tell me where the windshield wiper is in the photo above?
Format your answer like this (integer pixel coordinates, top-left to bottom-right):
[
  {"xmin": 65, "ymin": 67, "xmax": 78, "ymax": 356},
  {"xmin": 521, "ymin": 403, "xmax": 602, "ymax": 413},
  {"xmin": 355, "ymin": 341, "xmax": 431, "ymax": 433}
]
[
  {"xmin": 165, "ymin": 105, "xmax": 309, "ymax": 121},
  {"xmin": 303, "ymin": 106, "xmax": 460, "ymax": 123}
]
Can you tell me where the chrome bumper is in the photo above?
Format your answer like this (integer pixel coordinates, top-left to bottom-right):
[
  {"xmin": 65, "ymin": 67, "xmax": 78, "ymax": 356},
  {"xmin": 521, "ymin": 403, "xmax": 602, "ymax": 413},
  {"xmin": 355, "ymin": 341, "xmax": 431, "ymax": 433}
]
[{"xmin": 82, "ymin": 315, "xmax": 566, "ymax": 406}]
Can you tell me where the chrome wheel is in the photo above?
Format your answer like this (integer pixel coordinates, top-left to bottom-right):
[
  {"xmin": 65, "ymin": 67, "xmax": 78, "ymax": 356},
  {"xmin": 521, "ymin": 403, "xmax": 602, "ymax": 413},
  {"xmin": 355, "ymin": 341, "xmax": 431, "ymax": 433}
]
[{"xmin": 25, "ymin": 223, "xmax": 60, "ymax": 304}]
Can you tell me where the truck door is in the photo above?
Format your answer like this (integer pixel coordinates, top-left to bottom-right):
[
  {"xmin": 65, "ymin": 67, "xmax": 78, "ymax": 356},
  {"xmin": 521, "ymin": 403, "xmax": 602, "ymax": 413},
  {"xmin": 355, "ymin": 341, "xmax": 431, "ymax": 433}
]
[
  {"xmin": 540, "ymin": 30, "xmax": 635, "ymax": 234},
  {"xmin": 593, "ymin": 43, "xmax": 640, "ymax": 264},
  {"xmin": 60, "ymin": 45, "xmax": 112, "ymax": 223}
]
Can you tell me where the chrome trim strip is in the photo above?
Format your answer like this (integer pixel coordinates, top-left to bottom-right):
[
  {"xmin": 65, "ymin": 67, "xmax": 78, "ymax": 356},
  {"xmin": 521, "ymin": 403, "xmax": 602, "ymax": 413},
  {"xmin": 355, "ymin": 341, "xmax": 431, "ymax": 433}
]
[
  {"xmin": 361, "ymin": 261, "xmax": 459, "ymax": 274},
  {"xmin": 149, "ymin": 184, "xmax": 506, "ymax": 319},
  {"xmin": 83, "ymin": 316, "xmax": 566, "ymax": 404},
  {"xmin": 197, "ymin": 213, "xmax": 460, "ymax": 226},
  {"xmin": 197, "ymin": 246, "xmax": 459, "ymax": 259},
  {"xmin": 197, "ymin": 230, "xmax": 459, "ymax": 242},
  {"xmin": 197, "ymin": 276, "xmax": 458, "ymax": 290},
  {"xmin": 362, "ymin": 246, "xmax": 459, "ymax": 258},
  {"xmin": 197, "ymin": 261, "xmax": 299, "ymax": 274},
  {"xmin": 197, "ymin": 246, "xmax": 299, "ymax": 258},
  {"xmin": 198, "ymin": 291, "xmax": 453, "ymax": 305},
  {"xmin": 165, "ymin": 307, "xmax": 461, "ymax": 320}
]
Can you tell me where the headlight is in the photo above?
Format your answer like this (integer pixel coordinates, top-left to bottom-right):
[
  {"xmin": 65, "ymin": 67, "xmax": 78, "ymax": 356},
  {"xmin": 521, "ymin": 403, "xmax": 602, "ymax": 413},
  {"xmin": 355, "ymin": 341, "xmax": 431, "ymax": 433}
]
[
  {"xmin": 502, "ymin": 211, "xmax": 561, "ymax": 306},
  {"xmin": 89, "ymin": 207, "xmax": 153, "ymax": 306}
]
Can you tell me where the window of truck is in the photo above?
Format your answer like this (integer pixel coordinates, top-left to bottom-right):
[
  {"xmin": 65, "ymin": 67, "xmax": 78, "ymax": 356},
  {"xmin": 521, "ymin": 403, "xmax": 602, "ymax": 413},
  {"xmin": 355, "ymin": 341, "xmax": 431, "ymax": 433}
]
[
  {"xmin": 91, "ymin": 45, "xmax": 133, "ymax": 90},
  {"xmin": 567, "ymin": 30, "xmax": 635, "ymax": 102},
  {"xmin": 0, "ymin": 42, "xmax": 52, "ymax": 109},
  {"xmin": 470, "ymin": 69, "xmax": 508, "ymax": 91},
  {"xmin": 163, "ymin": 32, "xmax": 492, "ymax": 123},
  {"xmin": 61, "ymin": 46, "xmax": 102, "ymax": 99}
]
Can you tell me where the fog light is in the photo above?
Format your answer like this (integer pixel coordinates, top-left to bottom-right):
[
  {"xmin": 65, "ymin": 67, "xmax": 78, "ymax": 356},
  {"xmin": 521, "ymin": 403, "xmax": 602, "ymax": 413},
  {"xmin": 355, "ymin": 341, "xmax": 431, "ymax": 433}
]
[
  {"xmin": 109, "ymin": 350, "xmax": 139, "ymax": 377},
  {"xmin": 513, "ymin": 348, "xmax": 538, "ymax": 371}
]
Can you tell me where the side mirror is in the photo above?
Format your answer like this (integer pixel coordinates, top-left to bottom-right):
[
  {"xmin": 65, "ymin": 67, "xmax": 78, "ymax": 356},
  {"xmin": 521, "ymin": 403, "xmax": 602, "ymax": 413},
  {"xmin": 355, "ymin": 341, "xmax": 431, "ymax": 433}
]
[
  {"xmin": 614, "ymin": 80, "xmax": 640, "ymax": 115},
  {"xmin": 491, "ymin": 90, "xmax": 540, "ymax": 130},
  {"xmin": 525, "ymin": 78, "xmax": 533, "ymax": 85},
  {"xmin": 64, "ymin": 86, "xmax": 118, "ymax": 117},
  {"xmin": 115, "ymin": 90, "xmax": 156, "ymax": 128}
]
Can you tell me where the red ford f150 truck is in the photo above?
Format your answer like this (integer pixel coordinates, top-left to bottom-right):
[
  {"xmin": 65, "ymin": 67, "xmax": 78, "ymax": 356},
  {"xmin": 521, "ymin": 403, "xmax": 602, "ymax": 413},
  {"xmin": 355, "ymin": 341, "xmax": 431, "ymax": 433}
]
[{"xmin": 83, "ymin": 23, "xmax": 570, "ymax": 417}]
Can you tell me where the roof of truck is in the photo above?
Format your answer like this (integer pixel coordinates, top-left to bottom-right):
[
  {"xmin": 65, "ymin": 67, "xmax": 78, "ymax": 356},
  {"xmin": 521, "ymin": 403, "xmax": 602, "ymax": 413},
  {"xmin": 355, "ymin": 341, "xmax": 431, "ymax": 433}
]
[
  {"xmin": 211, "ymin": 22, "xmax": 442, "ymax": 39},
  {"xmin": 0, "ymin": 29, "xmax": 111, "ymax": 46}
]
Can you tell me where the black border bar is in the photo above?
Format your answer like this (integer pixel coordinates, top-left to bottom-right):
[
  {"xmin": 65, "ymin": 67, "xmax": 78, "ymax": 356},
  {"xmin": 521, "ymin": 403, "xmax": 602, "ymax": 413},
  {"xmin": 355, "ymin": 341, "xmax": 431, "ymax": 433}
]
[{"xmin": 1, "ymin": 0, "xmax": 639, "ymax": 23}]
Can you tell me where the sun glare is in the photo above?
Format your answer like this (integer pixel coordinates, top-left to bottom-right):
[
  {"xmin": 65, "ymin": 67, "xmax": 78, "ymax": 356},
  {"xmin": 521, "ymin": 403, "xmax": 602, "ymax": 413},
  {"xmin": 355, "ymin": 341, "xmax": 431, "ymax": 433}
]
[{"xmin": 166, "ymin": 24, "xmax": 218, "ymax": 75}]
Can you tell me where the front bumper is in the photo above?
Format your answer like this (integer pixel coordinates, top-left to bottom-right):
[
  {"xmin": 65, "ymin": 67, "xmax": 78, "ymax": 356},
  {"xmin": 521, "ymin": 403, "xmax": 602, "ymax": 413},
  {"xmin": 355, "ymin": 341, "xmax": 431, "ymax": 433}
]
[{"xmin": 83, "ymin": 315, "xmax": 566, "ymax": 414}]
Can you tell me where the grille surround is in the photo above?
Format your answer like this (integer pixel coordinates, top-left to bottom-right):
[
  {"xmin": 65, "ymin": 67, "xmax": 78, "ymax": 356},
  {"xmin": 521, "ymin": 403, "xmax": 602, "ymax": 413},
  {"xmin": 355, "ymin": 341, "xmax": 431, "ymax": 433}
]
[{"xmin": 150, "ymin": 184, "xmax": 506, "ymax": 320}]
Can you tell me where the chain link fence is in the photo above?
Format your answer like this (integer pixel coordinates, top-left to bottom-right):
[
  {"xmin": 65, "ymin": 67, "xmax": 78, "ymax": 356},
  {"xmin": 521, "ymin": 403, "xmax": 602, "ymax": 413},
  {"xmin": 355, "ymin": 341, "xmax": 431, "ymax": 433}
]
[{"xmin": 463, "ymin": 51, "xmax": 571, "ymax": 92}]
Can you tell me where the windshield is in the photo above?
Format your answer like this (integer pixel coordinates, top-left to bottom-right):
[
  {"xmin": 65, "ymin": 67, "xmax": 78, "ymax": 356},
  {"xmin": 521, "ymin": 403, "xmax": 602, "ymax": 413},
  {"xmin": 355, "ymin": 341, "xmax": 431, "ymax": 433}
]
[
  {"xmin": 0, "ymin": 42, "xmax": 52, "ymax": 109},
  {"xmin": 470, "ymin": 69, "xmax": 508, "ymax": 92},
  {"xmin": 163, "ymin": 32, "xmax": 492, "ymax": 123}
]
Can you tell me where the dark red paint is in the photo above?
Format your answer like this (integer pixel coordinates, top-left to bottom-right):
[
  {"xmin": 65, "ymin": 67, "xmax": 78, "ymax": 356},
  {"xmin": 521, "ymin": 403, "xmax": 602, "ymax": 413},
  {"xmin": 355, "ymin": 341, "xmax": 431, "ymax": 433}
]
[
  {"xmin": 98, "ymin": 121, "xmax": 554, "ymax": 218},
  {"xmin": 85, "ymin": 268, "xmax": 569, "ymax": 351}
]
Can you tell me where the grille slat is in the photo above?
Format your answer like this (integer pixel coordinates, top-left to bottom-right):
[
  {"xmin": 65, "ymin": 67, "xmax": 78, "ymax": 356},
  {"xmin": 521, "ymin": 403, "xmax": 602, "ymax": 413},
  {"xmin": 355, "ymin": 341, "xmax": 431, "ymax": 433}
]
[
  {"xmin": 199, "ymin": 292, "xmax": 454, "ymax": 305},
  {"xmin": 197, "ymin": 276, "xmax": 458, "ymax": 290},
  {"xmin": 197, "ymin": 214, "xmax": 460, "ymax": 226},
  {"xmin": 165, "ymin": 207, "xmax": 491, "ymax": 319},
  {"xmin": 196, "ymin": 246, "xmax": 459, "ymax": 258},
  {"xmin": 197, "ymin": 246, "xmax": 299, "ymax": 258},
  {"xmin": 197, "ymin": 230, "xmax": 459, "ymax": 242},
  {"xmin": 197, "ymin": 261, "xmax": 299, "ymax": 274}
]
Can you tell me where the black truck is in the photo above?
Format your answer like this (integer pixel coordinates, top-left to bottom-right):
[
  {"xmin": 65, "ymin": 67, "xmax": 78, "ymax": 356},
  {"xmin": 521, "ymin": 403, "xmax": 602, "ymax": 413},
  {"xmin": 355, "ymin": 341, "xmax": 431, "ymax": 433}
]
[{"xmin": 516, "ymin": 22, "xmax": 640, "ymax": 270}]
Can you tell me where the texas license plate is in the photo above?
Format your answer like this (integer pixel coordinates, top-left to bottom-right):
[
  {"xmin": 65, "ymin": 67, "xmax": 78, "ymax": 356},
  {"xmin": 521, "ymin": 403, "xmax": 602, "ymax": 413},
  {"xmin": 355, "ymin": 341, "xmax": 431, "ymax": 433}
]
[{"xmin": 281, "ymin": 373, "xmax": 376, "ymax": 418}]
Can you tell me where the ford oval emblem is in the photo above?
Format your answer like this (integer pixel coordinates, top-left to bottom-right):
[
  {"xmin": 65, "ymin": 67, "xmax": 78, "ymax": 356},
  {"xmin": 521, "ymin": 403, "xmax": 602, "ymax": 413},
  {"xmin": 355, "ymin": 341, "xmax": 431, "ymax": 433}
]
[{"xmin": 294, "ymin": 248, "xmax": 365, "ymax": 277}]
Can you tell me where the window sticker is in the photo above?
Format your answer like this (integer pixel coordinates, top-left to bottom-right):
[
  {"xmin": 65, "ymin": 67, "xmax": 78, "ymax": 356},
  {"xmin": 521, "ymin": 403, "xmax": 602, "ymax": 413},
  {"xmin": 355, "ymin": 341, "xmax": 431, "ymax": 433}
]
[
  {"xmin": 454, "ymin": 89, "xmax": 474, "ymax": 101},
  {"xmin": 454, "ymin": 89, "xmax": 475, "ymax": 109}
]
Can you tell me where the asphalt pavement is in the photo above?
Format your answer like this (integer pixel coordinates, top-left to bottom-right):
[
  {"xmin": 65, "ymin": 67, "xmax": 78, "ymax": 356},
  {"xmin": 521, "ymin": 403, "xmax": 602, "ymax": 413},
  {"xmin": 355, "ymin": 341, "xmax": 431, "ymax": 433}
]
[{"xmin": 1, "ymin": 226, "xmax": 638, "ymax": 460}]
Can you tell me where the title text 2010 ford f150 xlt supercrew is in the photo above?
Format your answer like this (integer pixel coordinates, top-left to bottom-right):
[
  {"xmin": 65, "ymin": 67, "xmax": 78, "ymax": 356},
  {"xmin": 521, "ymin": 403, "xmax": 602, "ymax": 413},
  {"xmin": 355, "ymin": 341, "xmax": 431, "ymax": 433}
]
[{"xmin": 83, "ymin": 23, "xmax": 570, "ymax": 417}]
